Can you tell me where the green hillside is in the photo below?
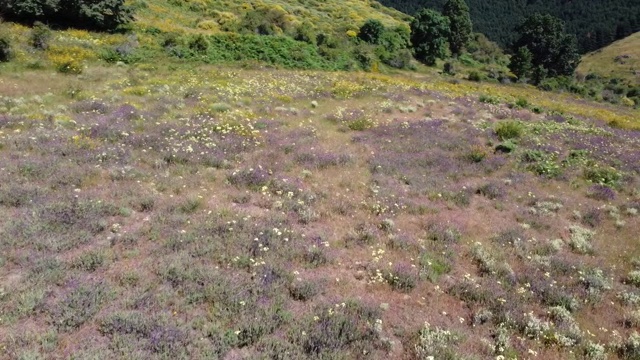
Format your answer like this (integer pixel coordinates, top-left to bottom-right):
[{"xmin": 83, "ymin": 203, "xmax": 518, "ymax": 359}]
[
  {"xmin": 1, "ymin": 1, "xmax": 640, "ymax": 359},
  {"xmin": 579, "ymin": 32, "xmax": 640, "ymax": 85},
  {"xmin": 0, "ymin": 0, "xmax": 414, "ymax": 73},
  {"xmin": 131, "ymin": 0, "xmax": 410, "ymax": 35},
  {"xmin": 380, "ymin": 0, "xmax": 640, "ymax": 53}
]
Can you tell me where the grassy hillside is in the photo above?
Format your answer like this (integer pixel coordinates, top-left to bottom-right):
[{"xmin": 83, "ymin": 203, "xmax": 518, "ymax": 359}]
[
  {"xmin": 131, "ymin": 0, "xmax": 410, "ymax": 35},
  {"xmin": 1, "ymin": 1, "xmax": 640, "ymax": 359},
  {"xmin": 0, "ymin": 61, "xmax": 639, "ymax": 359},
  {"xmin": 0, "ymin": 0, "xmax": 413, "ymax": 74},
  {"xmin": 579, "ymin": 32, "xmax": 640, "ymax": 85}
]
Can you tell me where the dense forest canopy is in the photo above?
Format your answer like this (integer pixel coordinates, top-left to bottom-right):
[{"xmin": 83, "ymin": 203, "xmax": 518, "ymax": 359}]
[{"xmin": 378, "ymin": 0, "xmax": 640, "ymax": 53}]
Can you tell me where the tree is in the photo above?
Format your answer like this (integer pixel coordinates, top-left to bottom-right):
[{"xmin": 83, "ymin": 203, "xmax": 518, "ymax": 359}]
[
  {"xmin": 509, "ymin": 46, "xmax": 533, "ymax": 81},
  {"xmin": 443, "ymin": 0, "xmax": 472, "ymax": 56},
  {"xmin": 0, "ymin": 0, "xmax": 133, "ymax": 31},
  {"xmin": 410, "ymin": 8, "xmax": 450, "ymax": 66},
  {"xmin": 358, "ymin": 19, "xmax": 385, "ymax": 45},
  {"xmin": 509, "ymin": 14, "xmax": 580, "ymax": 82}
]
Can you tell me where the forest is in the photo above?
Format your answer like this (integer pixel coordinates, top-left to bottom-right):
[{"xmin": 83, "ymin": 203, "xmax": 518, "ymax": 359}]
[{"xmin": 379, "ymin": 0, "xmax": 640, "ymax": 53}]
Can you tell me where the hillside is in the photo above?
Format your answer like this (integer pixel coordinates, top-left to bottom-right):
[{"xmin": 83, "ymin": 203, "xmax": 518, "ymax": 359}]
[
  {"xmin": 379, "ymin": 0, "xmax": 640, "ymax": 53},
  {"xmin": 1, "ymin": 61, "xmax": 640, "ymax": 359},
  {"xmin": 131, "ymin": 0, "xmax": 410, "ymax": 35},
  {"xmin": 1, "ymin": 0, "xmax": 640, "ymax": 359},
  {"xmin": 579, "ymin": 32, "xmax": 640, "ymax": 85}
]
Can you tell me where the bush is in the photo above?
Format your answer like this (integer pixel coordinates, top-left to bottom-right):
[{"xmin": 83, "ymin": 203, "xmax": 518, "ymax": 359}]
[
  {"xmin": 568, "ymin": 225, "xmax": 595, "ymax": 255},
  {"xmin": 189, "ymin": 34, "xmax": 209, "ymax": 54},
  {"xmin": 414, "ymin": 322, "xmax": 460, "ymax": 359},
  {"xmin": 289, "ymin": 281, "xmax": 318, "ymax": 301},
  {"xmin": 384, "ymin": 263, "xmax": 418, "ymax": 292},
  {"xmin": 172, "ymin": 33, "xmax": 346, "ymax": 70},
  {"xmin": 358, "ymin": 19, "xmax": 385, "ymax": 44},
  {"xmin": 443, "ymin": 61, "xmax": 456, "ymax": 75},
  {"xmin": 627, "ymin": 271, "xmax": 640, "ymax": 287},
  {"xmin": 51, "ymin": 283, "xmax": 108, "ymax": 331},
  {"xmin": 479, "ymin": 94, "xmax": 500, "ymax": 104},
  {"xmin": 584, "ymin": 167, "xmax": 621, "ymax": 187},
  {"xmin": 0, "ymin": 32, "xmax": 12, "ymax": 62},
  {"xmin": 468, "ymin": 70, "xmax": 484, "ymax": 82},
  {"xmin": 30, "ymin": 21, "xmax": 51, "ymax": 50},
  {"xmin": 616, "ymin": 332, "xmax": 640, "ymax": 359},
  {"xmin": 495, "ymin": 121, "xmax": 524, "ymax": 140},
  {"xmin": 300, "ymin": 301, "xmax": 381, "ymax": 356}
]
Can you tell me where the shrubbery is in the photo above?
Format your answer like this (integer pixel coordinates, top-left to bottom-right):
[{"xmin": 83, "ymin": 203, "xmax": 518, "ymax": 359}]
[
  {"xmin": 164, "ymin": 32, "xmax": 357, "ymax": 70},
  {"xmin": 0, "ymin": 32, "xmax": 12, "ymax": 62}
]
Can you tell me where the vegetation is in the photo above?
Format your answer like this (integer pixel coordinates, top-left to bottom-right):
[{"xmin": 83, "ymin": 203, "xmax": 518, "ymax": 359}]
[
  {"xmin": 442, "ymin": 0, "xmax": 472, "ymax": 57},
  {"xmin": 0, "ymin": 0, "xmax": 133, "ymax": 31},
  {"xmin": 578, "ymin": 32, "xmax": 640, "ymax": 85},
  {"xmin": 410, "ymin": 8, "xmax": 450, "ymax": 66},
  {"xmin": 0, "ymin": 0, "xmax": 640, "ymax": 358},
  {"xmin": 509, "ymin": 14, "xmax": 581, "ymax": 84},
  {"xmin": 380, "ymin": 0, "xmax": 640, "ymax": 52}
]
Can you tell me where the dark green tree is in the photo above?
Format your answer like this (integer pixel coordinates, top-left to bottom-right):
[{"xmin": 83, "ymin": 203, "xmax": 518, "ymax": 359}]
[
  {"xmin": 410, "ymin": 8, "xmax": 450, "ymax": 66},
  {"xmin": 443, "ymin": 0, "xmax": 472, "ymax": 56},
  {"xmin": 0, "ymin": 0, "xmax": 133, "ymax": 31},
  {"xmin": 509, "ymin": 14, "xmax": 580, "ymax": 82},
  {"xmin": 358, "ymin": 19, "xmax": 386, "ymax": 45},
  {"xmin": 509, "ymin": 46, "xmax": 533, "ymax": 81}
]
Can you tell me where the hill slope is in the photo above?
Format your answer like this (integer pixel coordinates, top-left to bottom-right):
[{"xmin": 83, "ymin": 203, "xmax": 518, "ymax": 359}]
[
  {"xmin": 132, "ymin": 0, "xmax": 410, "ymax": 35},
  {"xmin": 578, "ymin": 32, "xmax": 640, "ymax": 85},
  {"xmin": 0, "ymin": 63, "xmax": 639, "ymax": 359},
  {"xmin": 379, "ymin": 0, "xmax": 640, "ymax": 53}
]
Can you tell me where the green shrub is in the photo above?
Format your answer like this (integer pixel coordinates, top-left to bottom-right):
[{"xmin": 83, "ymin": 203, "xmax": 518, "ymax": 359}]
[
  {"xmin": 347, "ymin": 117, "xmax": 375, "ymax": 131},
  {"xmin": 56, "ymin": 60, "xmax": 83, "ymax": 74},
  {"xmin": 189, "ymin": 34, "xmax": 209, "ymax": 54},
  {"xmin": 72, "ymin": 251, "xmax": 106, "ymax": 272},
  {"xmin": 627, "ymin": 271, "xmax": 640, "ymax": 287},
  {"xmin": 521, "ymin": 150, "xmax": 561, "ymax": 177},
  {"xmin": 479, "ymin": 94, "xmax": 500, "ymax": 104},
  {"xmin": 468, "ymin": 70, "xmax": 484, "ymax": 82},
  {"xmin": 495, "ymin": 121, "xmax": 524, "ymax": 140},
  {"xmin": 30, "ymin": 21, "xmax": 51, "ymax": 50},
  {"xmin": 584, "ymin": 167, "xmax": 621, "ymax": 187},
  {"xmin": 172, "ymin": 33, "xmax": 345, "ymax": 70},
  {"xmin": 419, "ymin": 253, "xmax": 451, "ymax": 282},
  {"xmin": 358, "ymin": 19, "xmax": 385, "ymax": 44},
  {"xmin": 514, "ymin": 97, "xmax": 529, "ymax": 108}
]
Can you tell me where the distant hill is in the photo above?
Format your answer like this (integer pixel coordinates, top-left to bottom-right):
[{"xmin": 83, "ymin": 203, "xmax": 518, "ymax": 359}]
[
  {"xmin": 132, "ymin": 0, "xmax": 410, "ymax": 36},
  {"xmin": 378, "ymin": 0, "xmax": 640, "ymax": 53},
  {"xmin": 578, "ymin": 32, "xmax": 640, "ymax": 85}
]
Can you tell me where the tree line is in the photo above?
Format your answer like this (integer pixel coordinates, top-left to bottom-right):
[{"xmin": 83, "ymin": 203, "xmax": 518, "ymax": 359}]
[{"xmin": 379, "ymin": 0, "xmax": 640, "ymax": 53}]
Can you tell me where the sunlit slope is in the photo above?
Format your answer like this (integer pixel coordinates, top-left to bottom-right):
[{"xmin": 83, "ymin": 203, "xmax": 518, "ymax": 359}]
[{"xmin": 578, "ymin": 32, "xmax": 640, "ymax": 84}]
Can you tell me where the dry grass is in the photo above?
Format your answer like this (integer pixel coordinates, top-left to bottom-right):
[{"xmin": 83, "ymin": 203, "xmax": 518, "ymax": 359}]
[{"xmin": 578, "ymin": 31, "xmax": 640, "ymax": 84}]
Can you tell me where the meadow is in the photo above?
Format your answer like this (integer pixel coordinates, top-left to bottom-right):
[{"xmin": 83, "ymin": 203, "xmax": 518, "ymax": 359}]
[{"xmin": 0, "ymin": 58, "xmax": 638, "ymax": 359}]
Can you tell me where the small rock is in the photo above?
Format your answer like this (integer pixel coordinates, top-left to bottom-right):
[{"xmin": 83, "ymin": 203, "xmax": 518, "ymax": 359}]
[
  {"xmin": 380, "ymin": 303, "xmax": 390, "ymax": 311},
  {"xmin": 311, "ymin": 100, "xmax": 318, "ymax": 108},
  {"xmin": 354, "ymin": 270, "xmax": 366, "ymax": 280}
]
